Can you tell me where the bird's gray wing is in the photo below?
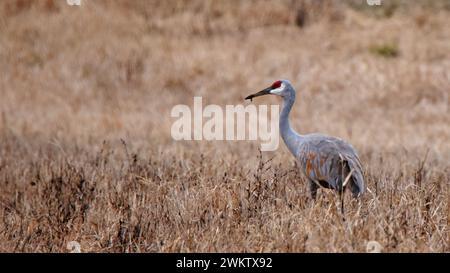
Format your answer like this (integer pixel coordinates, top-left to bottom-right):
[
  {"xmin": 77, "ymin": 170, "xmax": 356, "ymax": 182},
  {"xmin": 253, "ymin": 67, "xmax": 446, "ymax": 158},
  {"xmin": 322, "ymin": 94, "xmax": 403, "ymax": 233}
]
[{"xmin": 297, "ymin": 136, "xmax": 365, "ymax": 196}]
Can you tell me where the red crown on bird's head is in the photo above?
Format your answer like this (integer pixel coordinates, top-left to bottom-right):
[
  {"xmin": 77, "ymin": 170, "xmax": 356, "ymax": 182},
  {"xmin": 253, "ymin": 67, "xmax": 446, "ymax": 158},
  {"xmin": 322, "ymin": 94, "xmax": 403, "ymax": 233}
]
[{"xmin": 271, "ymin": 80, "xmax": 282, "ymax": 89}]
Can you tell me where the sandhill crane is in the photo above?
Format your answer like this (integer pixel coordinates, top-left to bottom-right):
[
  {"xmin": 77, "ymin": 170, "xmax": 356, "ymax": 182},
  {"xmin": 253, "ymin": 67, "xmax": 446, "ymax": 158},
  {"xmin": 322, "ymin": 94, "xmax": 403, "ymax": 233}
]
[{"xmin": 245, "ymin": 79, "xmax": 365, "ymax": 213}]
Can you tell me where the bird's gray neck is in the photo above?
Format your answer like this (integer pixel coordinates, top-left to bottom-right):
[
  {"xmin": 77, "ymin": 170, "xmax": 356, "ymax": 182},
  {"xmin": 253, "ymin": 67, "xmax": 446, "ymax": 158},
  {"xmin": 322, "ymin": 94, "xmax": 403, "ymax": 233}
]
[{"xmin": 280, "ymin": 95, "xmax": 303, "ymax": 155}]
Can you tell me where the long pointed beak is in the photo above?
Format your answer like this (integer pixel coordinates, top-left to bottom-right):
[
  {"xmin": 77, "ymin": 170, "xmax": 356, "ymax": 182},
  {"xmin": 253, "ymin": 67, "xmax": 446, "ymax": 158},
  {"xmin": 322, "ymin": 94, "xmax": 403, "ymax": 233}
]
[{"xmin": 245, "ymin": 87, "xmax": 272, "ymax": 101}]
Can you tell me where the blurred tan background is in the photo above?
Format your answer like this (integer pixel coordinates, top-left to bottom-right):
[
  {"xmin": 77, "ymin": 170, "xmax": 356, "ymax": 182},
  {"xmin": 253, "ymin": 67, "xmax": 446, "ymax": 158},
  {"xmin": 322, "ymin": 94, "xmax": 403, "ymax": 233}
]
[{"xmin": 1, "ymin": 0, "xmax": 449, "ymax": 157}]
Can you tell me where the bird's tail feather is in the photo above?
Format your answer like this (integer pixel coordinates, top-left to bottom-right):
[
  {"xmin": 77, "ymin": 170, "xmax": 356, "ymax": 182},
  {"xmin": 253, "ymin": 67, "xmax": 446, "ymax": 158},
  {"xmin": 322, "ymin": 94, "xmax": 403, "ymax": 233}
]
[{"xmin": 346, "ymin": 159, "xmax": 365, "ymax": 197}]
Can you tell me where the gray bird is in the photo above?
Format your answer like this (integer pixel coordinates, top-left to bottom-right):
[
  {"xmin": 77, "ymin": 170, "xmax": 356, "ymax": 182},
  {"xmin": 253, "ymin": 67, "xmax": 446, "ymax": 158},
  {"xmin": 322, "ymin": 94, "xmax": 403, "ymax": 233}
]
[{"xmin": 245, "ymin": 79, "xmax": 365, "ymax": 212}]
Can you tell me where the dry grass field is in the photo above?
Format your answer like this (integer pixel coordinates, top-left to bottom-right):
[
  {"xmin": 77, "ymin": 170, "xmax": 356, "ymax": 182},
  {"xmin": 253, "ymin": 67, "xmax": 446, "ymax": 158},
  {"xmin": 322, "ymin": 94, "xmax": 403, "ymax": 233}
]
[{"xmin": 0, "ymin": 0, "xmax": 448, "ymax": 252}]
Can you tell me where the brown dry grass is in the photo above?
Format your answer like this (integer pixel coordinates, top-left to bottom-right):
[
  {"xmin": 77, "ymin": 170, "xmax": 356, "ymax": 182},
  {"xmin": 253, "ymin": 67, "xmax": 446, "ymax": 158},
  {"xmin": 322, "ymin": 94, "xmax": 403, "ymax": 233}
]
[{"xmin": 0, "ymin": 0, "xmax": 448, "ymax": 252}]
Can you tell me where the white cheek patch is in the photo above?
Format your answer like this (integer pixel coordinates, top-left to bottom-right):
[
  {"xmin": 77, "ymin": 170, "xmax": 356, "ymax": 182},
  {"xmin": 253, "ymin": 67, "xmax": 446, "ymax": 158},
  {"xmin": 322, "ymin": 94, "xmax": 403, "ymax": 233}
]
[{"xmin": 270, "ymin": 83, "xmax": 284, "ymax": 95}]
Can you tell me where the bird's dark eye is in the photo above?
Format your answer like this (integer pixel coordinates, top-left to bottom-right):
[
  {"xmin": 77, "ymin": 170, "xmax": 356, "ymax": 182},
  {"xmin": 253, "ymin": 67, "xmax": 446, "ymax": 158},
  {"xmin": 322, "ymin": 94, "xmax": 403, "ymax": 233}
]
[{"xmin": 271, "ymin": 80, "xmax": 282, "ymax": 89}]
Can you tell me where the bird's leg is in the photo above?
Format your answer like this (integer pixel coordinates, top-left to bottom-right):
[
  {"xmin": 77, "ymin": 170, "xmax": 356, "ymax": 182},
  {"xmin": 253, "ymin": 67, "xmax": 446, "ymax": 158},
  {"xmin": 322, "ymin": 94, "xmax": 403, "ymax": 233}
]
[
  {"xmin": 337, "ymin": 182, "xmax": 346, "ymax": 221},
  {"xmin": 309, "ymin": 180, "xmax": 318, "ymax": 200}
]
